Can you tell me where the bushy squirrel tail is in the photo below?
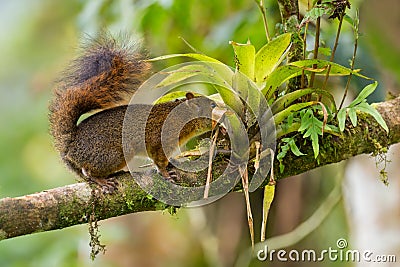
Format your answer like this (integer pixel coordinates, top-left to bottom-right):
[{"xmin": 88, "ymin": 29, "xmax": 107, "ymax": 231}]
[{"xmin": 49, "ymin": 33, "xmax": 151, "ymax": 155}]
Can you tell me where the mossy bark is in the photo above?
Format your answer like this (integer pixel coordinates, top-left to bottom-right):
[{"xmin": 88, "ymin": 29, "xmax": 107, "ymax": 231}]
[{"xmin": 0, "ymin": 97, "xmax": 399, "ymax": 240}]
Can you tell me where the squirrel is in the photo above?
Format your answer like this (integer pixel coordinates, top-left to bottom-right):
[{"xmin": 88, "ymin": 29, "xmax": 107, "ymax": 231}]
[{"xmin": 49, "ymin": 33, "xmax": 217, "ymax": 190}]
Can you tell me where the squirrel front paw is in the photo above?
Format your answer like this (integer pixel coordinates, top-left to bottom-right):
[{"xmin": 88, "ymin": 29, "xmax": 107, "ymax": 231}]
[
  {"xmin": 82, "ymin": 167, "xmax": 121, "ymax": 193},
  {"xmin": 158, "ymin": 167, "xmax": 179, "ymax": 184},
  {"xmin": 88, "ymin": 177, "xmax": 119, "ymax": 194},
  {"xmin": 167, "ymin": 170, "xmax": 178, "ymax": 183}
]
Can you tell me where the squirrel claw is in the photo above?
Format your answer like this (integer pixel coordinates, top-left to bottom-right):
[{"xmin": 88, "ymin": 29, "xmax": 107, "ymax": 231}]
[
  {"xmin": 166, "ymin": 170, "xmax": 179, "ymax": 184},
  {"xmin": 158, "ymin": 168, "xmax": 178, "ymax": 184}
]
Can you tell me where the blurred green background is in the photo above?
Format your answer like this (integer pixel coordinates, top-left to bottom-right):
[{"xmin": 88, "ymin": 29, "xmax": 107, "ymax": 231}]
[{"xmin": 0, "ymin": 0, "xmax": 399, "ymax": 266}]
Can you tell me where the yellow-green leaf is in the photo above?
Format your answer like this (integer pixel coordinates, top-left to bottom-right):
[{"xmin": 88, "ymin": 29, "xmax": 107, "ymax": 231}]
[
  {"xmin": 273, "ymin": 101, "xmax": 318, "ymax": 125},
  {"xmin": 231, "ymin": 41, "xmax": 255, "ymax": 79},
  {"xmin": 270, "ymin": 88, "xmax": 336, "ymax": 114},
  {"xmin": 261, "ymin": 183, "xmax": 275, "ymax": 242},
  {"xmin": 155, "ymin": 64, "xmax": 210, "ymax": 88},
  {"xmin": 262, "ymin": 59, "xmax": 371, "ymax": 98},
  {"xmin": 290, "ymin": 59, "xmax": 371, "ymax": 79},
  {"xmin": 349, "ymin": 81, "xmax": 378, "ymax": 107},
  {"xmin": 255, "ymin": 33, "xmax": 292, "ymax": 85},
  {"xmin": 148, "ymin": 53, "xmax": 222, "ymax": 63},
  {"xmin": 154, "ymin": 91, "xmax": 189, "ymax": 104}
]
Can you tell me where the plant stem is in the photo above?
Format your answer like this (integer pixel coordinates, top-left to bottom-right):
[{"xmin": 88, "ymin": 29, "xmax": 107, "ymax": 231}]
[
  {"xmin": 240, "ymin": 166, "xmax": 255, "ymax": 250},
  {"xmin": 309, "ymin": 0, "xmax": 322, "ymax": 88},
  {"xmin": 301, "ymin": 19, "xmax": 309, "ymax": 89},
  {"xmin": 203, "ymin": 127, "xmax": 219, "ymax": 199},
  {"xmin": 322, "ymin": 11, "xmax": 345, "ymax": 90},
  {"xmin": 338, "ymin": 10, "xmax": 359, "ymax": 110},
  {"xmin": 255, "ymin": 0, "xmax": 271, "ymax": 42}
]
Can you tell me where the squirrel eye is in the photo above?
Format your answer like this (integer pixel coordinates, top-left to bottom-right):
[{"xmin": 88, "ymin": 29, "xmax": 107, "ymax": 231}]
[{"xmin": 211, "ymin": 102, "xmax": 217, "ymax": 108}]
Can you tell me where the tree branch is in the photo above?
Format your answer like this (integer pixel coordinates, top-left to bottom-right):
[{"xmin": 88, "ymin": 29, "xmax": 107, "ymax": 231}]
[{"xmin": 1, "ymin": 97, "xmax": 399, "ymax": 241}]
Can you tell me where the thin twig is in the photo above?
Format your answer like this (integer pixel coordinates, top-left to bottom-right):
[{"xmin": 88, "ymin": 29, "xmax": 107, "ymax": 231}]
[
  {"xmin": 255, "ymin": 0, "xmax": 271, "ymax": 42},
  {"xmin": 240, "ymin": 166, "xmax": 255, "ymax": 250},
  {"xmin": 338, "ymin": 10, "xmax": 359, "ymax": 110},
  {"xmin": 322, "ymin": 11, "xmax": 346, "ymax": 90},
  {"xmin": 301, "ymin": 0, "xmax": 311, "ymax": 89},
  {"xmin": 254, "ymin": 141, "xmax": 261, "ymax": 171},
  {"xmin": 310, "ymin": 0, "xmax": 322, "ymax": 88},
  {"xmin": 301, "ymin": 22, "xmax": 309, "ymax": 89},
  {"xmin": 203, "ymin": 127, "xmax": 220, "ymax": 199}
]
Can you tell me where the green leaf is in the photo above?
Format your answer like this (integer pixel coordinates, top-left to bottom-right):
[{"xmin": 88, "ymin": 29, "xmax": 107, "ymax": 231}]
[
  {"xmin": 324, "ymin": 124, "xmax": 341, "ymax": 135},
  {"xmin": 355, "ymin": 102, "xmax": 389, "ymax": 133},
  {"xmin": 262, "ymin": 59, "xmax": 371, "ymax": 98},
  {"xmin": 270, "ymin": 88, "xmax": 336, "ymax": 114},
  {"xmin": 150, "ymin": 51, "xmax": 256, "ymax": 123},
  {"xmin": 262, "ymin": 65, "xmax": 303, "ymax": 98},
  {"xmin": 277, "ymin": 137, "xmax": 306, "ymax": 173},
  {"xmin": 348, "ymin": 81, "xmax": 378, "ymax": 107},
  {"xmin": 317, "ymin": 47, "xmax": 332, "ymax": 57},
  {"xmin": 287, "ymin": 138, "xmax": 305, "ymax": 156},
  {"xmin": 298, "ymin": 109, "xmax": 324, "ymax": 158},
  {"xmin": 155, "ymin": 64, "xmax": 208, "ymax": 88},
  {"xmin": 311, "ymin": 132, "xmax": 320, "ymax": 158},
  {"xmin": 223, "ymin": 109, "xmax": 249, "ymax": 157},
  {"xmin": 277, "ymin": 141, "xmax": 289, "ymax": 161},
  {"xmin": 255, "ymin": 33, "xmax": 292, "ymax": 85},
  {"xmin": 300, "ymin": 3, "xmax": 335, "ymax": 26},
  {"xmin": 149, "ymin": 53, "xmax": 222, "ymax": 63},
  {"xmin": 231, "ymin": 41, "xmax": 255, "ymax": 79},
  {"xmin": 154, "ymin": 61, "xmax": 235, "ymax": 90},
  {"xmin": 290, "ymin": 59, "xmax": 371, "ymax": 79},
  {"xmin": 337, "ymin": 81, "xmax": 387, "ymax": 134},
  {"xmin": 307, "ymin": 6, "xmax": 330, "ymax": 19},
  {"xmin": 230, "ymin": 69, "xmax": 265, "ymax": 121},
  {"xmin": 337, "ymin": 108, "xmax": 347, "ymax": 132},
  {"xmin": 277, "ymin": 145, "xmax": 287, "ymax": 173},
  {"xmin": 273, "ymin": 101, "xmax": 318, "ymax": 125},
  {"xmin": 287, "ymin": 113, "xmax": 294, "ymax": 126},
  {"xmin": 152, "ymin": 59, "xmax": 245, "ymax": 117},
  {"xmin": 212, "ymin": 84, "xmax": 245, "ymax": 117},
  {"xmin": 231, "ymin": 70, "xmax": 252, "ymax": 103},
  {"xmin": 343, "ymin": 14, "xmax": 354, "ymax": 25},
  {"xmin": 348, "ymin": 107, "xmax": 357, "ymax": 127},
  {"xmin": 154, "ymin": 91, "xmax": 188, "ymax": 104},
  {"xmin": 279, "ymin": 162, "xmax": 285, "ymax": 173},
  {"xmin": 280, "ymin": 137, "xmax": 305, "ymax": 156}
]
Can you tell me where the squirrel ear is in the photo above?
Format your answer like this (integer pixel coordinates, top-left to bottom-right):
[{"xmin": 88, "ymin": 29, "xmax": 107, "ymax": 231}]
[{"xmin": 186, "ymin": 92, "xmax": 195, "ymax": 100}]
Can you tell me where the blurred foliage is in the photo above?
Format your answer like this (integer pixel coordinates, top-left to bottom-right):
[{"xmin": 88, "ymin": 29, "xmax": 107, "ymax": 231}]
[{"xmin": 0, "ymin": 0, "xmax": 399, "ymax": 266}]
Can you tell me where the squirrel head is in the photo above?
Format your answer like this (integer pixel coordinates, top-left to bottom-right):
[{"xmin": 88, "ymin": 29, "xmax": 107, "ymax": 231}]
[{"xmin": 182, "ymin": 92, "xmax": 217, "ymax": 118}]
